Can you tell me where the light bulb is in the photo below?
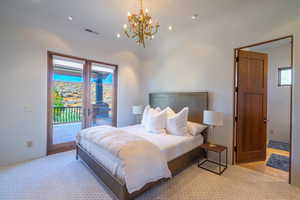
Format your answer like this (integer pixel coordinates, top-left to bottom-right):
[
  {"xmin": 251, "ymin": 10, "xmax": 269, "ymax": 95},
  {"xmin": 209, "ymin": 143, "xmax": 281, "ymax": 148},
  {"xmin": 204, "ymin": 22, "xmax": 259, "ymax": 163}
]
[
  {"xmin": 168, "ymin": 26, "xmax": 173, "ymax": 31},
  {"xmin": 123, "ymin": 24, "xmax": 128, "ymax": 29},
  {"xmin": 145, "ymin": 8, "xmax": 149, "ymax": 13},
  {"xmin": 117, "ymin": 33, "xmax": 121, "ymax": 38},
  {"xmin": 151, "ymin": 35, "xmax": 155, "ymax": 39},
  {"xmin": 192, "ymin": 14, "xmax": 198, "ymax": 20},
  {"xmin": 128, "ymin": 11, "xmax": 131, "ymax": 16},
  {"xmin": 149, "ymin": 19, "xmax": 152, "ymax": 24}
]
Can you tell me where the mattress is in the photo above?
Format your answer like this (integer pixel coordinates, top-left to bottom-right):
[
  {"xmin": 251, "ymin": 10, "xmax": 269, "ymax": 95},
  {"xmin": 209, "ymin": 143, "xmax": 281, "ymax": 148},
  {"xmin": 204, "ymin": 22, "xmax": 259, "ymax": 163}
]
[{"xmin": 78, "ymin": 125, "xmax": 204, "ymax": 181}]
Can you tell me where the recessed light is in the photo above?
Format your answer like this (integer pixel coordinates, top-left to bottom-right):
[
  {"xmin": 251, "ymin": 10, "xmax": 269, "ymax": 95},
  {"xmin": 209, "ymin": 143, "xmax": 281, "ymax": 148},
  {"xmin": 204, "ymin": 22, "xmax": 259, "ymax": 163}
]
[
  {"xmin": 168, "ymin": 26, "xmax": 173, "ymax": 31},
  {"xmin": 117, "ymin": 33, "xmax": 121, "ymax": 38},
  {"xmin": 67, "ymin": 16, "xmax": 73, "ymax": 21},
  {"xmin": 191, "ymin": 14, "xmax": 198, "ymax": 20}
]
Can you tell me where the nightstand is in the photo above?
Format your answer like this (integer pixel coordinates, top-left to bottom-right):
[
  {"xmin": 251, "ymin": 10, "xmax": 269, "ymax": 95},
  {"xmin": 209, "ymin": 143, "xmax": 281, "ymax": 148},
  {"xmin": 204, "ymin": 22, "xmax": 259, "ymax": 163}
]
[{"xmin": 198, "ymin": 143, "xmax": 228, "ymax": 175}]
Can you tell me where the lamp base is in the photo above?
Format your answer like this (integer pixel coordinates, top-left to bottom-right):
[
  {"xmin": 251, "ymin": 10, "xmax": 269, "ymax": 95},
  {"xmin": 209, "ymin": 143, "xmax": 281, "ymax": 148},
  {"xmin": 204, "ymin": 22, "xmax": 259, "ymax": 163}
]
[
  {"xmin": 135, "ymin": 114, "xmax": 142, "ymax": 124},
  {"xmin": 207, "ymin": 126, "xmax": 216, "ymax": 147}
]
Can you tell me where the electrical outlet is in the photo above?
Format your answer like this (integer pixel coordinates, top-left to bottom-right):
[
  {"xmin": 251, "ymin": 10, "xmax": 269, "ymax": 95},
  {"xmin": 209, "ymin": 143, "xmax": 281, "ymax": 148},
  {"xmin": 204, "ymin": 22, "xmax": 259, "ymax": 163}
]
[
  {"xmin": 24, "ymin": 106, "xmax": 32, "ymax": 113},
  {"xmin": 26, "ymin": 141, "xmax": 33, "ymax": 148}
]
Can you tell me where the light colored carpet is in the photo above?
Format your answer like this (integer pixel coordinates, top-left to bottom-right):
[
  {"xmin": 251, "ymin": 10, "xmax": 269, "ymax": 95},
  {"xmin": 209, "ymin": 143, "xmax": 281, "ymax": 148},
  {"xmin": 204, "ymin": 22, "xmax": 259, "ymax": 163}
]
[{"xmin": 1, "ymin": 151, "xmax": 300, "ymax": 200}]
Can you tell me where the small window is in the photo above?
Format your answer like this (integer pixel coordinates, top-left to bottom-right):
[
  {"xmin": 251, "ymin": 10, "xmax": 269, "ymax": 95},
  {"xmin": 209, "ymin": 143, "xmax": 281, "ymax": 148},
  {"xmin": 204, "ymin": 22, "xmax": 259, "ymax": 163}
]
[{"xmin": 278, "ymin": 67, "xmax": 292, "ymax": 87}]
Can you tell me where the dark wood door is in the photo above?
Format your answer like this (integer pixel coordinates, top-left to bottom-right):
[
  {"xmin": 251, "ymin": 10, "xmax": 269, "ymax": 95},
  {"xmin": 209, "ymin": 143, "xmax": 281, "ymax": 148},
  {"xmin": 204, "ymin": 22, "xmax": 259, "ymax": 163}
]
[{"xmin": 236, "ymin": 50, "xmax": 268, "ymax": 163}]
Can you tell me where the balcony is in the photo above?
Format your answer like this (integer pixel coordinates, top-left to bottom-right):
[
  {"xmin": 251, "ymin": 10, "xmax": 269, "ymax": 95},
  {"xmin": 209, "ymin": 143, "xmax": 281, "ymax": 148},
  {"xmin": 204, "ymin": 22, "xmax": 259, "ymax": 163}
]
[{"xmin": 52, "ymin": 105, "xmax": 112, "ymax": 144}]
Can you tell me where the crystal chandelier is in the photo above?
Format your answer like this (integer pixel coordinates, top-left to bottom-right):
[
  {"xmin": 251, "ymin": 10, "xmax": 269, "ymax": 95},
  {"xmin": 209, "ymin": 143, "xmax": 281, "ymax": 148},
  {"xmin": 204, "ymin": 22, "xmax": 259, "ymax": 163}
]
[{"xmin": 123, "ymin": 0, "xmax": 159, "ymax": 48}]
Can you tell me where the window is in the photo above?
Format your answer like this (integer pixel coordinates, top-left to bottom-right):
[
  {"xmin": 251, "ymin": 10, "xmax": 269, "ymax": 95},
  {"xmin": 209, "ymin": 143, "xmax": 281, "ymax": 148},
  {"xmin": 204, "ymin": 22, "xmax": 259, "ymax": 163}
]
[{"xmin": 278, "ymin": 67, "xmax": 292, "ymax": 87}]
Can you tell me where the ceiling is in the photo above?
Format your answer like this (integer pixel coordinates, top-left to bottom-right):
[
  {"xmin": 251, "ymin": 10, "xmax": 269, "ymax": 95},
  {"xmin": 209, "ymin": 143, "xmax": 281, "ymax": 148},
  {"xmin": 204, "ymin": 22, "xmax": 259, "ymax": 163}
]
[
  {"xmin": 0, "ymin": 0, "xmax": 241, "ymax": 41},
  {"xmin": 0, "ymin": 0, "xmax": 298, "ymax": 48}
]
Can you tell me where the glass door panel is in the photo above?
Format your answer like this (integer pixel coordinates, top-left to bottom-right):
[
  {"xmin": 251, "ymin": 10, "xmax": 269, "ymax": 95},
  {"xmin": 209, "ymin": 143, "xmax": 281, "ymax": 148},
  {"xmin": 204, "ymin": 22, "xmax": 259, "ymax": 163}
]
[
  {"xmin": 88, "ymin": 63, "xmax": 116, "ymax": 127},
  {"xmin": 50, "ymin": 56, "xmax": 85, "ymax": 151}
]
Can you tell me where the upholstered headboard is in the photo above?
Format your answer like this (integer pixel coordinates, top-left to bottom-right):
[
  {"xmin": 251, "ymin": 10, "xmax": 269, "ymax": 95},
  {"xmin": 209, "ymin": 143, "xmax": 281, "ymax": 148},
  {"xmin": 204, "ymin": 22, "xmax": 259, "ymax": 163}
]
[{"xmin": 149, "ymin": 92, "xmax": 208, "ymax": 123}]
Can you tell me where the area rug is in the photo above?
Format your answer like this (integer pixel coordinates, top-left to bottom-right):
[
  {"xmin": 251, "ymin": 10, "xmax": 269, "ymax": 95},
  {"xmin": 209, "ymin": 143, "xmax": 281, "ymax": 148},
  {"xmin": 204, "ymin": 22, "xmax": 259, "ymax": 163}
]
[
  {"xmin": 266, "ymin": 153, "xmax": 289, "ymax": 172},
  {"xmin": 1, "ymin": 151, "xmax": 299, "ymax": 200},
  {"xmin": 268, "ymin": 140, "xmax": 290, "ymax": 152}
]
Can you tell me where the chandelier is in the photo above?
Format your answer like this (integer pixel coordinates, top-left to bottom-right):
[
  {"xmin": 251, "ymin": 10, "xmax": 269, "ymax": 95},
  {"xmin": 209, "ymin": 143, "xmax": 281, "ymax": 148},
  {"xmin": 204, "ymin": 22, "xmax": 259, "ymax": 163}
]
[{"xmin": 123, "ymin": 0, "xmax": 159, "ymax": 48}]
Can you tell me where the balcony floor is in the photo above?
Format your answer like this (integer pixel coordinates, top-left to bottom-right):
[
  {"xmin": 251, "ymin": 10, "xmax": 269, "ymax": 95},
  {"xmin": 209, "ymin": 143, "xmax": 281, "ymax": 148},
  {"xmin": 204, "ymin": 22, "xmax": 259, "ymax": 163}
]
[{"xmin": 53, "ymin": 118, "xmax": 112, "ymax": 144}]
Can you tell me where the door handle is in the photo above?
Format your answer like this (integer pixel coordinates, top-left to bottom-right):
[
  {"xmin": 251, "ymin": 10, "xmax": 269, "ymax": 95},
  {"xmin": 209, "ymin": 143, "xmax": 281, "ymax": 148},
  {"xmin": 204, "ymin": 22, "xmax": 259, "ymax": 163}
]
[
  {"xmin": 84, "ymin": 108, "xmax": 92, "ymax": 116},
  {"xmin": 264, "ymin": 118, "xmax": 269, "ymax": 123},
  {"xmin": 87, "ymin": 108, "xmax": 92, "ymax": 116}
]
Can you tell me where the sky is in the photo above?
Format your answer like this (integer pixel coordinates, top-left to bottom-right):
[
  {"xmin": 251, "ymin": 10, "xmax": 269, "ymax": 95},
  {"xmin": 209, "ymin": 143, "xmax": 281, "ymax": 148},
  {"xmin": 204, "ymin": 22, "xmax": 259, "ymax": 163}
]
[{"xmin": 53, "ymin": 73, "xmax": 113, "ymax": 84}]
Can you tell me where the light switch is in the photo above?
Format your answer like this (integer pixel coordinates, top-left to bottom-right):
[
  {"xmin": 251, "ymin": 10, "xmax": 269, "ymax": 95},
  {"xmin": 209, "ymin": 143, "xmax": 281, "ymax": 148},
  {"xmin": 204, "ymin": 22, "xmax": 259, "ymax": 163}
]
[{"xmin": 26, "ymin": 141, "xmax": 33, "ymax": 148}]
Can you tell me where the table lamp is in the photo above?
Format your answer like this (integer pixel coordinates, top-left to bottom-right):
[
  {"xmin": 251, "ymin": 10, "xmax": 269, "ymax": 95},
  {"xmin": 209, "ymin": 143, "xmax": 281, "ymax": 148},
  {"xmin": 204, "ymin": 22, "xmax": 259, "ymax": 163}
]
[
  {"xmin": 203, "ymin": 110, "xmax": 224, "ymax": 147},
  {"xmin": 132, "ymin": 105, "xmax": 144, "ymax": 124}
]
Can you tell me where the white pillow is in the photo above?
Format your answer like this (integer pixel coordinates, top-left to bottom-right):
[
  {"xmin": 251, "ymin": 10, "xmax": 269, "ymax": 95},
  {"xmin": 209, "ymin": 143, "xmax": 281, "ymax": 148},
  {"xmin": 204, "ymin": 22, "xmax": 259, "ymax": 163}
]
[
  {"xmin": 141, "ymin": 106, "xmax": 161, "ymax": 127},
  {"xmin": 187, "ymin": 121, "xmax": 207, "ymax": 136},
  {"xmin": 141, "ymin": 105, "xmax": 150, "ymax": 126},
  {"xmin": 164, "ymin": 107, "xmax": 176, "ymax": 118},
  {"xmin": 166, "ymin": 107, "xmax": 189, "ymax": 136},
  {"xmin": 145, "ymin": 109, "xmax": 167, "ymax": 134},
  {"xmin": 155, "ymin": 107, "xmax": 162, "ymax": 112}
]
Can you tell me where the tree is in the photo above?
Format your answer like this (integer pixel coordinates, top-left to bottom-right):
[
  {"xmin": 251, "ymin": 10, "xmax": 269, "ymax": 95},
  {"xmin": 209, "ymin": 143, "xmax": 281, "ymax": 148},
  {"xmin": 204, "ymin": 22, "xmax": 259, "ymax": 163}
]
[{"xmin": 53, "ymin": 88, "xmax": 64, "ymax": 107}]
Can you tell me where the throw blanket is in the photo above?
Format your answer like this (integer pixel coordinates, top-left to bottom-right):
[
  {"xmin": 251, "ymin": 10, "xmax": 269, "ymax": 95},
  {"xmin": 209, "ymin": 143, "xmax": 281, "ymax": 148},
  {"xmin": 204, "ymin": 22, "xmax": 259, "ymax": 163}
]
[{"xmin": 77, "ymin": 126, "xmax": 171, "ymax": 193}]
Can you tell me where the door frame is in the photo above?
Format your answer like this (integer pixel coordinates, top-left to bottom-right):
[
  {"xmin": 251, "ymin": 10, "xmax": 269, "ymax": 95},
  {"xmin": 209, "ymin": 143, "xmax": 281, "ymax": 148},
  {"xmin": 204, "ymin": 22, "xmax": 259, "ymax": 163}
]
[
  {"xmin": 47, "ymin": 51, "xmax": 118, "ymax": 155},
  {"xmin": 232, "ymin": 35, "xmax": 294, "ymax": 184}
]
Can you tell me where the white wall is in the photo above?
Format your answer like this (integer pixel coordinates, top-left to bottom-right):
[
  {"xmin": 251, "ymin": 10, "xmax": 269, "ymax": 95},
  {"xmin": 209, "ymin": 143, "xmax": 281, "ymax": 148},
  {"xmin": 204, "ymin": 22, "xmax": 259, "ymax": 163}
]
[
  {"xmin": 267, "ymin": 44, "xmax": 291, "ymax": 143},
  {"xmin": 291, "ymin": 6, "xmax": 300, "ymax": 187},
  {"xmin": 0, "ymin": 22, "xmax": 143, "ymax": 166},
  {"xmin": 250, "ymin": 44, "xmax": 291, "ymax": 143},
  {"xmin": 140, "ymin": 0, "xmax": 300, "ymax": 186}
]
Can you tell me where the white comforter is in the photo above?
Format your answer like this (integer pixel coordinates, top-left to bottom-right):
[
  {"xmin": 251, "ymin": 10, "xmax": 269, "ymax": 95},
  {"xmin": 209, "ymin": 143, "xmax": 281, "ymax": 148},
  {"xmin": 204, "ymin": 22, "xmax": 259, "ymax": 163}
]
[{"xmin": 77, "ymin": 126, "xmax": 171, "ymax": 193}]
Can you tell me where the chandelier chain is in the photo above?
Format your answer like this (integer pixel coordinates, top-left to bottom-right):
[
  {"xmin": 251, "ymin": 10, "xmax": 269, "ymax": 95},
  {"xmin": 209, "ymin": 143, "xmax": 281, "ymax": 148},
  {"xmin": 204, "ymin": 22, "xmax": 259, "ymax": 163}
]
[{"xmin": 139, "ymin": 0, "xmax": 143, "ymax": 10}]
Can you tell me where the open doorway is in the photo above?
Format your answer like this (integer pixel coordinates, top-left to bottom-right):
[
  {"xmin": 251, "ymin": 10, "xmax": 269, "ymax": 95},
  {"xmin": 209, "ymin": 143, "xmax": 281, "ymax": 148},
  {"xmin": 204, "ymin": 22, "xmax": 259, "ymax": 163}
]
[{"xmin": 233, "ymin": 36, "xmax": 293, "ymax": 183}]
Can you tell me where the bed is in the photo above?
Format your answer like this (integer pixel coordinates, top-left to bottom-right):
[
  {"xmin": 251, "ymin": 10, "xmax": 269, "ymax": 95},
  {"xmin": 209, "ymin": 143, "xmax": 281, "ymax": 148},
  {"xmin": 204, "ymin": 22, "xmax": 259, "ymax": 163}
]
[{"xmin": 76, "ymin": 92, "xmax": 208, "ymax": 200}]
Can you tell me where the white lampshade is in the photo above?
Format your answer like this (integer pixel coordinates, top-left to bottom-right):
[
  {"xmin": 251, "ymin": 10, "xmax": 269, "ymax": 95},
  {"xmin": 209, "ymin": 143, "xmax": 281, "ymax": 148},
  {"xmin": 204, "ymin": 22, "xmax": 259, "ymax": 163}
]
[
  {"xmin": 132, "ymin": 105, "xmax": 143, "ymax": 115},
  {"xmin": 203, "ymin": 110, "xmax": 224, "ymax": 126}
]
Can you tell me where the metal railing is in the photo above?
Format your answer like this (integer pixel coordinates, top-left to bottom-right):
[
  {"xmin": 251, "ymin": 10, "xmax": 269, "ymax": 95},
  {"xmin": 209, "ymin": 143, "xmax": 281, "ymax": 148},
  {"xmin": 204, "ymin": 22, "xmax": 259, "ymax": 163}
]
[
  {"xmin": 53, "ymin": 106, "xmax": 82, "ymax": 124},
  {"xmin": 52, "ymin": 104, "xmax": 111, "ymax": 124}
]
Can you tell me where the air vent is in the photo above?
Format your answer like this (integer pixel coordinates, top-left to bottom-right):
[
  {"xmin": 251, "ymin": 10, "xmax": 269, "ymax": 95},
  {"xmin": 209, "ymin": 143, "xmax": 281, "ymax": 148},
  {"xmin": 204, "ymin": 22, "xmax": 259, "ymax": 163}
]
[{"xmin": 84, "ymin": 28, "xmax": 100, "ymax": 35}]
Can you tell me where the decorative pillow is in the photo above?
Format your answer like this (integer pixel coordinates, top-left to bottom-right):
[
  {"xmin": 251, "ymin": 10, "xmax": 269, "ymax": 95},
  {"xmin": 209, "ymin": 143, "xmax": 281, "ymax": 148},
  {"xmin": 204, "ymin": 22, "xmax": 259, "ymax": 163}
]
[
  {"xmin": 164, "ymin": 107, "xmax": 176, "ymax": 118},
  {"xmin": 141, "ymin": 105, "xmax": 150, "ymax": 126},
  {"xmin": 155, "ymin": 107, "xmax": 161, "ymax": 112},
  {"xmin": 145, "ymin": 109, "xmax": 167, "ymax": 134},
  {"xmin": 166, "ymin": 107, "xmax": 189, "ymax": 136},
  {"xmin": 187, "ymin": 121, "xmax": 207, "ymax": 136},
  {"xmin": 141, "ymin": 106, "xmax": 161, "ymax": 127}
]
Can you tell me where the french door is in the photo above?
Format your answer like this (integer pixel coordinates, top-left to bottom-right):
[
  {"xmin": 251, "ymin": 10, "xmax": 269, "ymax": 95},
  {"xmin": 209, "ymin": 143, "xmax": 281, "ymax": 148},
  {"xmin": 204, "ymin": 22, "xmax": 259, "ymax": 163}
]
[{"xmin": 47, "ymin": 52, "xmax": 118, "ymax": 155}]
